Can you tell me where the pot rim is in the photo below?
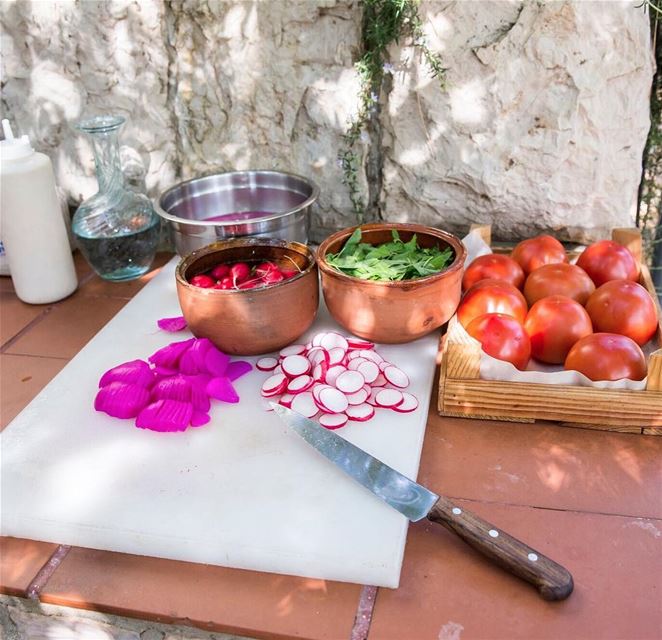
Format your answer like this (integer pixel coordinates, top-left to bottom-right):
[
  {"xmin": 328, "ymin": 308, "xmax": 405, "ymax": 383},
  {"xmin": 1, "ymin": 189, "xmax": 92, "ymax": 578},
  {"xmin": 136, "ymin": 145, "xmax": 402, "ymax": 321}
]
[
  {"xmin": 316, "ymin": 222, "xmax": 467, "ymax": 288},
  {"xmin": 175, "ymin": 237, "xmax": 317, "ymax": 295},
  {"xmin": 157, "ymin": 170, "xmax": 320, "ymax": 228}
]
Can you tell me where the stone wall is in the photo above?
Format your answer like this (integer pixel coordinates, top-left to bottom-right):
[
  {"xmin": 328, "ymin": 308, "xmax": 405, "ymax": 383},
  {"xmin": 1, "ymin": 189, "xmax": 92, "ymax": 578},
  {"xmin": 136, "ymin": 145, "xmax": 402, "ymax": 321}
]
[{"xmin": 0, "ymin": 0, "xmax": 655, "ymax": 242}]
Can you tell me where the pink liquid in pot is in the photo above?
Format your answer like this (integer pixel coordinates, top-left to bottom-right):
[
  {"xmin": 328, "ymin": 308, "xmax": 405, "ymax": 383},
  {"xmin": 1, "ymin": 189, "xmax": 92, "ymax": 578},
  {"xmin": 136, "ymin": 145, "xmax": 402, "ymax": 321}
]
[{"xmin": 204, "ymin": 211, "xmax": 270, "ymax": 223}]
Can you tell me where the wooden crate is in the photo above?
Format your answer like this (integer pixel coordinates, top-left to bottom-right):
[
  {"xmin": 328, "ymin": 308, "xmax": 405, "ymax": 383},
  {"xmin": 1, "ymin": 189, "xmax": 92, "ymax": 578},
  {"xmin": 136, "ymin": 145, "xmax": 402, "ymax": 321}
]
[{"xmin": 438, "ymin": 226, "xmax": 662, "ymax": 436}]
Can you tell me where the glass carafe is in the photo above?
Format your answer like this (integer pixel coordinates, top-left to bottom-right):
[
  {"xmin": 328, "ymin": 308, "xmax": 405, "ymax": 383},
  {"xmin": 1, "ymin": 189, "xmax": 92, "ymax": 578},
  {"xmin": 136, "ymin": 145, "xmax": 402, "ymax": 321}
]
[{"xmin": 72, "ymin": 115, "xmax": 160, "ymax": 281}]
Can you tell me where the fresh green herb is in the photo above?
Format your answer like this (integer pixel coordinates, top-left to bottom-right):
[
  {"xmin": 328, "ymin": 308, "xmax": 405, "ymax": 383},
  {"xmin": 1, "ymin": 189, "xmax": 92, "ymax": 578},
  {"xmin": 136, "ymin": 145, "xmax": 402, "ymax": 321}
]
[{"xmin": 326, "ymin": 228, "xmax": 454, "ymax": 281}]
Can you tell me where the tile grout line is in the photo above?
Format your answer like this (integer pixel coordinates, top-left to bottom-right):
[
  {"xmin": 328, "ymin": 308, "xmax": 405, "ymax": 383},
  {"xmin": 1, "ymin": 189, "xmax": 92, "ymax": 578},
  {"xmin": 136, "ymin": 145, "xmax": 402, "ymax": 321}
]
[
  {"xmin": 349, "ymin": 585, "xmax": 378, "ymax": 640},
  {"xmin": 25, "ymin": 544, "xmax": 71, "ymax": 600},
  {"xmin": 0, "ymin": 306, "xmax": 55, "ymax": 353}
]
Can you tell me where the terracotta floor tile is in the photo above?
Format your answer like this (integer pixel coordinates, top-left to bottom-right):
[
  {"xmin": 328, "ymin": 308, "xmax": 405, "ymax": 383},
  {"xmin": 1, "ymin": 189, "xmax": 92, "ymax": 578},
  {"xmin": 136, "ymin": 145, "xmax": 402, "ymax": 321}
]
[
  {"xmin": 39, "ymin": 549, "xmax": 361, "ymax": 640},
  {"xmin": 369, "ymin": 500, "xmax": 662, "ymax": 640},
  {"xmin": 423, "ymin": 413, "xmax": 662, "ymax": 519},
  {"xmin": 77, "ymin": 253, "xmax": 174, "ymax": 299},
  {"xmin": 0, "ymin": 354, "xmax": 68, "ymax": 429},
  {"xmin": 0, "ymin": 537, "xmax": 59, "ymax": 597},
  {"xmin": 4, "ymin": 295, "xmax": 127, "ymax": 359},
  {"xmin": 0, "ymin": 292, "xmax": 50, "ymax": 348}
]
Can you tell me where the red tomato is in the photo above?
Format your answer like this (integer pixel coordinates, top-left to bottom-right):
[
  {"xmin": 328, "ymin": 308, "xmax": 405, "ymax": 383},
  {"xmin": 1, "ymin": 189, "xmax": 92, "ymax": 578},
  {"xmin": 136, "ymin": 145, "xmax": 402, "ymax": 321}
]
[
  {"xmin": 576, "ymin": 240, "xmax": 640, "ymax": 287},
  {"xmin": 457, "ymin": 279, "xmax": 528, "ymax": 328},
  {"xmin": 585, "ymin": 280, "xmax": 658, "ymax": 346},
  {"xmin": 524, "ymin": 295, "xmax": 593, "ymax": 364},
  {"xmin": 462, "ymin": 254, "xmax": 525, "ymax": 291},
  {"xmin": 564, "ymin": 333, "xmax": 647, "ymax": 381},
  {"xmin": 466, "ymin": 313, "xmax": 531, "ymax": 370},
  {"xmin": 523, "ymin": 263, "xmax": 595, "ymax": 306},
  {"xmin": 511, "ymin": 235, "xmax": 567, "ymax": 275}
]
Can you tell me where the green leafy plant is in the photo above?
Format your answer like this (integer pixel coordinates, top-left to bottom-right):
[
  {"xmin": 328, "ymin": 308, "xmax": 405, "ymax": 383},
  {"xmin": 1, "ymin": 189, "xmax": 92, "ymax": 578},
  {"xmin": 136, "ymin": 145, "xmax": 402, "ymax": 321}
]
[
  {"xmin": 339, "ymin": 0, "xmax": 446, "ymax": 223},
  {"xmin": 325, "ymin": 228, "xmax": 454, "ymax": 281}
]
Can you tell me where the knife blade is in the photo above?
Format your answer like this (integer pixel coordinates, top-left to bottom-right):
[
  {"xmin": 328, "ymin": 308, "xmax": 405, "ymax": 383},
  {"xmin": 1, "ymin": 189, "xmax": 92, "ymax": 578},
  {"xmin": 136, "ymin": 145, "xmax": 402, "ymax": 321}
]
[{"xmin": 272, "ymin": 403, "xmax": 573, "ymax": 601}]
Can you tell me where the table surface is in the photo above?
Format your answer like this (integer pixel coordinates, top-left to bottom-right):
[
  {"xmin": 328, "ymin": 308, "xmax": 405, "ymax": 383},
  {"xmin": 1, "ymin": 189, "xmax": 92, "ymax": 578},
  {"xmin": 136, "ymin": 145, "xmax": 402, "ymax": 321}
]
[{"xmin": 1, "ymin": 253, "xmax": 661, "ymax": 640}]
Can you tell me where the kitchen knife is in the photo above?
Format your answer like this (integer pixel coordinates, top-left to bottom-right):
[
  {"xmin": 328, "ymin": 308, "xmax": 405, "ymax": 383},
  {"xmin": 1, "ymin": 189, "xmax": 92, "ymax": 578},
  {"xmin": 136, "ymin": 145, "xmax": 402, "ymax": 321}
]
[{"xmin": 271, "ymin": 403, "xmax": 573, "ymax": 601}]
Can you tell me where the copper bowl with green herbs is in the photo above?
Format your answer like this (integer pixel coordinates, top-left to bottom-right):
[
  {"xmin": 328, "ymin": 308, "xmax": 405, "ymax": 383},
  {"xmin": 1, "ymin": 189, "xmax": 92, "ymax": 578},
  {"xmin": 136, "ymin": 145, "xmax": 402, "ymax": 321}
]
[{"xmin": 317, "ymin": 223, "xmax": 466, "ymax": 343}]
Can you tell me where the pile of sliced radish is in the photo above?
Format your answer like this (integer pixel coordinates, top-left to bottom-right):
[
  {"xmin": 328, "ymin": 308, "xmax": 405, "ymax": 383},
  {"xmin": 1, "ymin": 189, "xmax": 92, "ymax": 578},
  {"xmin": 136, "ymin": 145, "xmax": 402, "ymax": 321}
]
[
  {"xmin": 257, "ymin": 332, "xmax": 418, "ymax": 429},
  {"xmin": 95, "ymin": 337, "xmax": 252, "ymax": 433}
]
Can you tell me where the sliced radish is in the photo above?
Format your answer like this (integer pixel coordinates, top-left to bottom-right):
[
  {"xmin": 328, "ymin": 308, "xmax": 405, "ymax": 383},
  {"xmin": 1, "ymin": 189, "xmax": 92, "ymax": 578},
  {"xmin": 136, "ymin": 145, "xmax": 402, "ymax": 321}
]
[
  {"xmin": 279, "ymin": 344, "xmax": 306, "ymax": 357},
  {"xmin": 357, "ymin": 360, "xmax": 379, "ymax": 384},
  {"xmin": 346, "ymin": 387, "xmax": 369, "ymax": 405},
  {"xmin": 383, "ymin": 365, "xmax": 410, "ymax": 389},
  {"xmin": 347, "ymin": 338, "xmax": 374, "ymax": 350},
  {"xmin": 261, "ymin": 373, "xmax": 287, "ymax": 396},
  {"xmin": 392, "ymin": 392, "xmax": 419, "ymax": 413},
  {"xmin": 321, "ymin": 332, "xmax": 349, "ymax": 352},
  {"xmin": 256, "ymin": 357, "xmax": 279, "ymax": 372},
  {"xmin": 375, "ymin": 388, "xmax": 404, "ymax": 408},
  {"xmin": 372, "ymin": 373, "xmax": 388, "ymax": 387},
  {"xmin": 346, "ymin": 403, "xmax": 375, "ymax": 422},
  {"xmin": 334, "ymin": 370, "xmax": 365, "ymax": 394},
  {"xmin": 312, "ymin": 383, "xmax": 331, "ymax": 401},
  {"xmin": 325, "ymin": 365, "xmax": 347, "ymax": 387},
  {"xmin": 359, "ymin": 349, "xmax": 383, "ymax": 363},
  {"xmin": 287, "ymin": 374, "xmax": 313, "ymax": 393},
  {"xmin": 319, "ymin": 413, "xmax": 349, "ymax": 429},
  {"xmin": 367, "ymin": 388, "xmax": 381, "ymax": 406},
  {"xmin": 318, "ymin": 387, "xmax": 349, "ymax": 414},
  {"xmin": 308, "ymin": 347, "xmax": 330, "ymax": 367},
  {"xmin": 347, "ymin": 351, "xmax": 364, "ymax": 361},
  {"xmin": 328, "ymin": 347, "xmax": 346, "ymax": 366},
  {"xmin": 378, "ymin": 361, "xmax": 391, "ymax": 372},
  {"xmin": 279, "ymin": 393, "xmax": 294, "ymax": 408},
  {"xmin": 347, "ymin": 357, "xmax": 368, "ymax": 371},
  {"xmin": 282, "ymin": 355, "xmax": 311, "ymax": 377},
  {"xmin": 291, "ymin": 392, "xmax": 319, "ymax": 418},
  {"xmin": 311, "ymin": 332, "xmax": 327, "ymax": 347}
]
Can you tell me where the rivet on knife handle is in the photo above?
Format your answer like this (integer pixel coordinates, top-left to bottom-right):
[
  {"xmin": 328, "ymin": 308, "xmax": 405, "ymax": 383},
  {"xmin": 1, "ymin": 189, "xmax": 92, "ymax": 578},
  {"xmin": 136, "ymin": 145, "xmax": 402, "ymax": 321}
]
[{"xmin": 428, "ymin": 497, "xmax": 574, "ymax": 601}]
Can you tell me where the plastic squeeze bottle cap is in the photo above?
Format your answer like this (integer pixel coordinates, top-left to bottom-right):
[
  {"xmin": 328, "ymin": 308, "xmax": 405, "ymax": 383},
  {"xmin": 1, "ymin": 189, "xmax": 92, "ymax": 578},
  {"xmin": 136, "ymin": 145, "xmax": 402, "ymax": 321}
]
[{"xmin": 1, "ymin": 119, "xmax": 34, "ymax": 160}]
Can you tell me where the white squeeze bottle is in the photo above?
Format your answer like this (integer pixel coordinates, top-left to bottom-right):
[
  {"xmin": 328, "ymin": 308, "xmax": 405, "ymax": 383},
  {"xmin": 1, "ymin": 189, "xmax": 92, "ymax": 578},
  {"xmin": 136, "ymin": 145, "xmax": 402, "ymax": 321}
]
[{"xmin": 0, "ymin": 119, "xmax": 77, "ymax": 303}]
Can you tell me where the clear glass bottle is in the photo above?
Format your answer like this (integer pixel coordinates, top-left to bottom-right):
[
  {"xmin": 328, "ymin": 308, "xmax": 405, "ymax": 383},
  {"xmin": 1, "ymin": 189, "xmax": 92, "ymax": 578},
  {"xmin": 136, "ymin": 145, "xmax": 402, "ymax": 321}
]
[{"xmin": 72, "ymin": 115, "xmax": 160, "ymax": 281}]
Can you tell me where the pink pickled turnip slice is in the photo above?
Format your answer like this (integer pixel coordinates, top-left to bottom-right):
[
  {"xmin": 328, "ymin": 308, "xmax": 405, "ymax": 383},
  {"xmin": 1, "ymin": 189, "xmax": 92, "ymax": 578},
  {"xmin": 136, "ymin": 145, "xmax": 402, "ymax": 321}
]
[
  {"xmin": 136, "ymin": 399, "xmax": 193, "ymax": 432},
  {"xmin": 318, "ymin": 387, "xmax": 349, "ymax": 414},
  {"xmin": 347, "ymin": 338, "xmax": 374, "ymax": 350},
  {"xmin": 95, "ymin": 382, "xmax": 151, "ymax": 419},
  {"xmin": 321, "ymin": 332, "xmax": 349, "ymax": 352},
  {"xmin": 392, "ymin": 392, "xmax": 419, "ymax": 413},
  {"xmin": 157, "ymin": 315, "xmax": 188, "ymax": 332},
  {"xmin": 334, "ymin": 370, "xmax": 365, "ymax": 395},
  {"xmin": 148, "ymin": 338, "xmax": 195, "ymax": 370},
  {"xmin": 325, "ymin": 365, "xmax": 347, "ymax": 387},
  {"xmin": 187, "ymin": 377, "xmax": 211, "ymax": 412},
  {"xmin": 357, "ymin": 360, "xmax": 379, "ymax": 384},
  {"xmin": 256, "ymin": 357, "xmax": 279, "ymax": 372},
  {"xmin": 346, "ymin": 403, "xmax": 375, "ymax": 422},
  {"xmin": 319, "ymin": 413, "xmax": 348, "ymax": 430},
  {"xmin": 205, "ymin": 347, "xmax": 230, "ymax": 377},
  {"xmin": 279, "ymin": 393, "xmax": 294, "ymax": 408},
  {"xmin": 153, "ymin": 365, "xmax": 178, "ymax": 376},
  {"xmin": 383, "ymin": 365, "xmax": 410, "ymax": 389},
  {"xmin": 191, "ymin": 410, "xmax": 211, "ymax": 427},
  {"xmin": 226, "ymin": 360, "xmax": 252, "ymax": 381},
  {"xmin": 281, "ymin": 354, "xmax": 311, "ymax": 377},
  {"xmin": 279, "ymin": 344, "xmax": 306, "ymax": 357},
  {"xmin": 327, "ymin": 347, "xmax": 346, "ymax": 366},
  {"xmin": 179, "ymin": 339, "xmax": 213, "ymax": 375},
  {"xmin": 287, "ymin": 374, "xmax": 313, "ymax": 393},
  {"xmin": 261, "ymin": 373, "xmax": 287, "ymax": 396},
  {"xmin": 290, "ymin": 391, "xmax": 319, "ymax": 418},
  {"xmin": 375, "ymin": 388, "xmax": 404, "ymax": 408},
  {"xmin": 346, "ymin": 387, "xmax": 369, "ymax": 406},
  {"xmin": 99, "ymin": 359, "xmax": 154, "ymax": 389},
  {"xmin": 151, "ymin": 375, "xmax": 191, "ymax": 403},
  {"xmin": 206, "ymin": 377, "xmax": 240, "ymax": 403},
  {"xmin": 347, "ymin": 357, "xmax": 368, "ymax": 371}
]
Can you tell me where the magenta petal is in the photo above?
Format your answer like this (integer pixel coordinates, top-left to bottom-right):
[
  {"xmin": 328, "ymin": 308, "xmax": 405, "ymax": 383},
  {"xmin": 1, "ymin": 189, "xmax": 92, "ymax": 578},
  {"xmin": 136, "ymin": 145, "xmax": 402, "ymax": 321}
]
[
  {"xmin": 206, "ymin": 377, "xmax": 239, "ymax": 403},
  {"xmin": 99, "ymin": 360, "xmax": 154, "ymax": 389},
  {"xmin": 226, "ymin": 360, "xmax": 252, "ymax": 381},
  {"xmin": 135, "ymin": 399, "xmax": 193, "ymax": 432},
  {"xmin": 151, "ymin": 375, "xmax": 192, "ymax": 403},
  {"xmin": 148, "ymin": 338, "xmax": 195, "ymax": 370},
  {"xmin": 190, "ymin": 410, "xmax": 211, "ymax": 427},
  {"xmin": 157, "ymin": 316, "xmax": 188, "ymax": 332},
  {"xmin": 205, "ymin": 347, "xmax": 230, "ymax": 377},
  {"xmin": 95, "ymin": 382, "xmax": 151, "ymax": 419}
]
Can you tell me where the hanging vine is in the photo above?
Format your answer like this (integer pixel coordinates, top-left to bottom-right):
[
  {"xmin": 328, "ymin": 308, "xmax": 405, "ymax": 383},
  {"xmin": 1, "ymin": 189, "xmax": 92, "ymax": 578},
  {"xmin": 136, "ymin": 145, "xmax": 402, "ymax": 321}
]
[{"xmin": 338, "ymin": 0, "xmax": 446, "ymax": 223}]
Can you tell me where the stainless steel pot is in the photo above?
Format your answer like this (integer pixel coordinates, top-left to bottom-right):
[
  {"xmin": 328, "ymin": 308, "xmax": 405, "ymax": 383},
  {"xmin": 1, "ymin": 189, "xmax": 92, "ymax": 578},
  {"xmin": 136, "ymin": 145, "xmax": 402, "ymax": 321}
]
[{"xmin": 156, "ymin": 170, "xmax": 319, "ymax": 255}]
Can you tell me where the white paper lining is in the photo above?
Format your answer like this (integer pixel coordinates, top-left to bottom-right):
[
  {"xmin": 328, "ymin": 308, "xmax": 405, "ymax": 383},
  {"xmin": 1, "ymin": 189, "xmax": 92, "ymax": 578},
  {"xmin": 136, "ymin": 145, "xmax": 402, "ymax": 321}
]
[{"xmin": 460, "ymin": 230, "xmax": 655, "ymax": 391}]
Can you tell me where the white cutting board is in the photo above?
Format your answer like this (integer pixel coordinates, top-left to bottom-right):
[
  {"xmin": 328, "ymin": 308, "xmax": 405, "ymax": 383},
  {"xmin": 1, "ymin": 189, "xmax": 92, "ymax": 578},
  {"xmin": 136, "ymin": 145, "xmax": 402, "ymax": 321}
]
[{"xmin": 0, "ymin": 258, "xmax": 438, "ymax": 588}]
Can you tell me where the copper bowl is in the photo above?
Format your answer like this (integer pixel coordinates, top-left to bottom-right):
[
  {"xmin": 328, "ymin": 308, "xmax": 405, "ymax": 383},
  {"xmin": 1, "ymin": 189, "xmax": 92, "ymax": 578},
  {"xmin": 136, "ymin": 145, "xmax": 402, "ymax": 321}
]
[
  {"xmin": 175, "ymin": 238, "xmax": 319, "ymax": 355},
  {"xmin": 317, "ymin": 223, "xmax": 466, "ymax": 343}
]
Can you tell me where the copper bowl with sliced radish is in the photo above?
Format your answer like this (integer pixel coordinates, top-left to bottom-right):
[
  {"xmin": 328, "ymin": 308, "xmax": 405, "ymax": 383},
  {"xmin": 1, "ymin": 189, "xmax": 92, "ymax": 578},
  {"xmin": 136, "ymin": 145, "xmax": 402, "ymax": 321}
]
[
  {"xmin": 176, "ymin": 238, "xmax": 318, "ymax": 355},
  {"xmin": 317, "ymin": 223, "xmax": 466, "ymax": 343}
]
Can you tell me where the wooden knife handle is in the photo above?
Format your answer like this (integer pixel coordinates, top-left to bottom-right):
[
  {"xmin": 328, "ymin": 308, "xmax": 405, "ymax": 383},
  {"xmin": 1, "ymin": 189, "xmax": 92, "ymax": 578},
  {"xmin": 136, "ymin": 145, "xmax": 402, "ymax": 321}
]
[{"xmin": 428, "ymin": 497, "xmax": 573, "ymax": 601}]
